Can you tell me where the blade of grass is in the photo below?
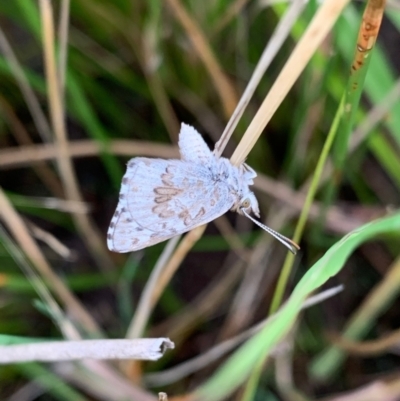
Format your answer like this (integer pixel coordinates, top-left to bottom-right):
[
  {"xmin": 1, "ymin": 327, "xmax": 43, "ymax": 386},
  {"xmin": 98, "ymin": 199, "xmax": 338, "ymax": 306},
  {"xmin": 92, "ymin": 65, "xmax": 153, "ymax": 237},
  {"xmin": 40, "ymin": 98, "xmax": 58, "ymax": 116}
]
[
  {"xmin": 195, "ymin": 212, "xmax": 400, "ymax": 401},
  {"xmin": 311, "ymin": 254, "xmax": 400, "ymax": 380},
  {"xmin": 269, "ymin": 0, "xmax": 386, "ymax": 315}
]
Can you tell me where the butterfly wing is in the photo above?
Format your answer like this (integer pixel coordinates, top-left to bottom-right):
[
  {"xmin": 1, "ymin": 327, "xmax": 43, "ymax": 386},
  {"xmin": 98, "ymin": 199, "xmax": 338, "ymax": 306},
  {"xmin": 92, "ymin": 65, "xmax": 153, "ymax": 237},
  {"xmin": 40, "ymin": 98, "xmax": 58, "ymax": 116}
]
[
  {"xmin": 178, "ymin": 123, "xmax": 214, "ymax": 166},
  {"xmin": 107, "ymin": 157, "xmax": 235, "ymax": 252}
]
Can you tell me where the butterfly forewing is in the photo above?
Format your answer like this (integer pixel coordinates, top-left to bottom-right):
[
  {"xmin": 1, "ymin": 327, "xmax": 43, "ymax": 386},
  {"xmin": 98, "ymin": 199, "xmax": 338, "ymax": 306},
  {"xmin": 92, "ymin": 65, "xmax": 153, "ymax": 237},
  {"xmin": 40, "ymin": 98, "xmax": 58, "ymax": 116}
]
[{"xmin": 107, "ymin": 157, "xmax": 235, "ymax": 252}]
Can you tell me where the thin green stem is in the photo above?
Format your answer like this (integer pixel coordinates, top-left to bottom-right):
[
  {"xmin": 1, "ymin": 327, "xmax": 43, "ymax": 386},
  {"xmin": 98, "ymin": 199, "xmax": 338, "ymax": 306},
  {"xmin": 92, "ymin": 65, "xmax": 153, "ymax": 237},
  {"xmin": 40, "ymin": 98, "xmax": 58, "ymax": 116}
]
[{"xmin": 269, "ymin": 94, "xmax": 345, "ymax": 314}]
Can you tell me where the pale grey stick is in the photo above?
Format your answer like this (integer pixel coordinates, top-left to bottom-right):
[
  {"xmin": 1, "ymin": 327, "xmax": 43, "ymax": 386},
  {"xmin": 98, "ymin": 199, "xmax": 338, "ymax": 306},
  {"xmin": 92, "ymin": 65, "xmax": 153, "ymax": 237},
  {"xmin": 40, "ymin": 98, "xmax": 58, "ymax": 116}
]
[
  {"xmin": 0, "ymin": 338, "xmax": 174, "ymax": 364},
  {"xmin": 145, "ymin": 286, "xmax": 343, "ymax": 386}
]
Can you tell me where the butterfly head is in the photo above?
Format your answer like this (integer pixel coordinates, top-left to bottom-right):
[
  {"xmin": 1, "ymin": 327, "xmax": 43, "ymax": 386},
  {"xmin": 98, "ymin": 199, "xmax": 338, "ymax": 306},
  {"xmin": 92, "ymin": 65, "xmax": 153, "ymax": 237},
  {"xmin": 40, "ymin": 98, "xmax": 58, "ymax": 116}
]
[{"xmin": 236, "ymin": 192, "xmax": 260, "ymax": 218}]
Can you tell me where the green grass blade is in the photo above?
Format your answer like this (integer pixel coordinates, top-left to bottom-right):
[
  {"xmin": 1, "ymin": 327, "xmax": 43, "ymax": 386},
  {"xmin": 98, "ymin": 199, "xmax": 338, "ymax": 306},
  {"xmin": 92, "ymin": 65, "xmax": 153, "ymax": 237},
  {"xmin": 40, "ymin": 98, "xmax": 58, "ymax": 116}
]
[{"xmin": 196, "ymin": 212, "xmax": 400, "ymax": 401}]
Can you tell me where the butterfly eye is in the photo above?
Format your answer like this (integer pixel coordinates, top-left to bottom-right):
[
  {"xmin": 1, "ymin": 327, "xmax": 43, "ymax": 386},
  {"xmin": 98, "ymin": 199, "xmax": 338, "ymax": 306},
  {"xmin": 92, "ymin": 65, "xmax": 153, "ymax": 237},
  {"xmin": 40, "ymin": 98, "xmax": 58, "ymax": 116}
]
[{"xmin": 241, "ymin": 198, "xmax": 251, "ymax": 209}]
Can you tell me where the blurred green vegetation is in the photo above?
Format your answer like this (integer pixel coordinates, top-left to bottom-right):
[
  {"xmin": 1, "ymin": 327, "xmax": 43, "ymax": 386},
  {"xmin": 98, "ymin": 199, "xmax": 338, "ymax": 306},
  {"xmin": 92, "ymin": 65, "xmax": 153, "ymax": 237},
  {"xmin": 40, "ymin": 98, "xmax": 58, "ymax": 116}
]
[{"xmin": 0, "ymin": 0, "xmax": 399, "ymax": 400}]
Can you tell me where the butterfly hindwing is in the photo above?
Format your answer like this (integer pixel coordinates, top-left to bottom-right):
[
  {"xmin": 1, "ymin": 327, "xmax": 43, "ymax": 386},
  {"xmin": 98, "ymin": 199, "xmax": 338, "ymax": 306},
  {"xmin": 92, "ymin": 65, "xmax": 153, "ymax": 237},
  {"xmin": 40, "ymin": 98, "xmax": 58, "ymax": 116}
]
[{"xmin": 107, "ymin": 157, "xmax": 235, "ymax": 252}]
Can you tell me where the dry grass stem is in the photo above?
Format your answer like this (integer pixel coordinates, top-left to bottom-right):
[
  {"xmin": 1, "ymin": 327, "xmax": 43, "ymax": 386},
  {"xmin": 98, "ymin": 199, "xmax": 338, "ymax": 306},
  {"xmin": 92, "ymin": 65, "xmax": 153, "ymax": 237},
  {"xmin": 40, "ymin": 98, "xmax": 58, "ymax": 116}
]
[
  {"xmin": 165, "ymin": 0, "xmax": 238, "ymax": 117},
  {"xmin": 0, "ymin": 95, "xmax": 64, "ymax": 197},
  {"xmin": 0, "ymin": 225, "xmax": 80, "ymax": 340},
  {"xmin": 255, "ymin": 174, "xmax": 381, "ymax": 234},
  {"xmin": 57, "ymin": 0, "xmax": 70, "ymax": 94},
  {"xmin": 20, "ymin": 197, "xmax": 90, "ymax": 214},
  {"xmin": 0, "ymin": 140, "xmax": 178, "ymax": 169},
  {"xmin": 350, "ymin": 77, "xmax": 400, "ymax": 150},
  {"xmin": 319, "ymin": 379, "xmax": 400, "ymax": 401},
  {"xmin": 152, "ymin": 258, "xmax": 244, "ymax": 340},
  {"xmin": 218, "ymin": 237, "xmax": 276, "ymax": 339},
  {"xmin": 127, "ymin": 236, "xmax": 181, "ymax": 339},
  {"xmin": 329, "ymin": 327, "xmax": 400, "ymax": 356},
  {"xmin": 214, "ymin": 0, "xmax": 307, "ymax": 157},
  {"xmin": 211, "ymin": 0, "xmax": 250, "ymax": 35},
  {"xmin": 0, "ymin": 338, "xmax": 174, "ymax": 363},
  {"xmin": 28, "ymin": 222, "xmax": 75, "ymax": 260},
  {"xmin": 0, "ymin": 27, "xmax": 52, "ymax": 142},
  {"xmin": 145, "ymin": 286, "xmax": 343, "ymax": 386},
  {"xmin": 40, "ymin": 0, "xmax": 115, "ymax": 273},
  {"xmin": 139, "ymin": 33, "xmax": 180, "ymax": 143},
  {"xmin": 0, "ymin": 188, "xmax": 101, "ymax": 335},
  {"xmin": 154, "ymin": 226, "xmax": 207, "ymax": 310},
  {"xmin": 313, "ymin": 256, "xmax": 400, "ymax": 377},
  {"xmin": 58, "ymin": 359, "xmax": 158, "ymax": 401},
  {"xmin": 213, "ymin": 216, "xmax": 249, "ymax": 261},
  {"xmin": 230, "ymin": 0, "xmax": 350, "ymax": 165}
]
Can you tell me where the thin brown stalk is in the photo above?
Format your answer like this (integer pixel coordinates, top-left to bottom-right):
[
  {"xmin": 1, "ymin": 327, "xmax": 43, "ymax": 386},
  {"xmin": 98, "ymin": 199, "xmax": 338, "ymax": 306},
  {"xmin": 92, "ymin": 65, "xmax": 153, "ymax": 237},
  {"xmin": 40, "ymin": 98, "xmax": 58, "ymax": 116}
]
[
  {"xmin": 0, "ymin": 140, "xmax": 178, "ymax": 169},
  {"xmin": 0, "ymin": 96, "xmax": 64, "ymax": 197},
  {"xmin": 0, "ymin": 27, "xmax": 52, "ymax": 142},
  {"xmin": 165, "ymin": 0, "xmax": 238, "ymax": 118},
  {"xmin": 213, "ymin": 215, "xmax": 249, "ymax": 261},
  {"xmin": 28, "ymin": 222, "xmax": 75, "ymax": 261},
  {"xmin": 0, "ymin": 188, "xmax": 101, "ymax": 335},
  {"xmin": 156, "ymin": 225, "xmax": 207, "ymax": 298},
  {"xmin": 61, "ymin": 359, "xmax": 158, "ymax": 401},
  {"xmin": 40, "ymin": 0, "xmax": 115, "ymax": 273},
  {"xmin": 151, "ymin": 256, "xmax": 245, "ymax": 341},
  {"xmin": 140, "ymin": 22, "xmax": 180, "ymax": 141},
  {"xmin": 230, "ymin": 0, "xmax": 351, "ymax": 165},
  {"xmin": 318, "ymin": 379, "xmax": 400, "ymax": 401},
  {"xmin": 126, "ymin": 1, "xmax": 314, "ymax": 329},
  {"xmin": 81, "ymin": 0, "xmax": 180, "ymax": 141},
  {"xmin": 217, "ymin": 233, "xmax": 277, "ymax": 340},
  {"xmin": 57, "ymin": 0, "xmax": 70, "ymax": 96},
  {"xmin": 145, "ymin": 286, "xmax": 343, "ymax": 387},
  {"xmin": 0, "ymin": 139, "xmax": 375, "ymax": 235},
  {"xmin": 312, "ymin": 256, "xmax": 400, "ymax": 379},
  {"xmin": 214, "ymin": 0, "xmax": 307, "ymax": 157},
  {"xmin": 126, "ymin": 236, "xmax": 182, "ymax": 339},
  {"xmin": 0, "ymin": 225, "xmax": 80, "ymax": 340},
  {"xmin": 328, "ymin": 328, "xmax": 400, "ymax": 356},
  {"xmin": 211, "ymin": 0, "xmax": 251, "ymax": 35}
]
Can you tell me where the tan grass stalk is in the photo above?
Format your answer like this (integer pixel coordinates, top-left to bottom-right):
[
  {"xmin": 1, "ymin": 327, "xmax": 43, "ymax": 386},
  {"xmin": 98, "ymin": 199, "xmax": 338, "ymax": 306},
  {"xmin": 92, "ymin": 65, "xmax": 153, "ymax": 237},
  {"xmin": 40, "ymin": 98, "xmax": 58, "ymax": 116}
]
[
  {"xmin": 59, "ymin": 360, "xmax": 158, "ymax": 401},
  {"xmin": 328, "ymin": 327, "xmax": 400, "ymax": 356},
  {"xmin": 127, "ymin": 236, "xmax": 182, "ymax": 339},
  {"xmin": 0, "ymin": 188, "xmax": 101, "ymax": 335},
  {"xmin": 165, "ymin": 0, "xmax": 238, "ymax": 117},
  {"xmin": 84, "ymin": 0, "xmax": 181, "ymax": 141},
  {"xmin": 145, "ymin": 286, "xmax": 343, "ymax": 387},
  {"xmin": 151, "ymin": 258, "xmax": 244, "ymax": 341},
  {"xmin": 312, "ymin": 255, "xmax": 400, "ymax": 380},
  {"xmin": 141, "ymin": 24, "xmax": 181, "ymax": 141},
  {"xmin": 0, "ymin": 225, "xmax": 80, "ymax": 340},
  {"xmin": 39, "ymin": 0, "xmax": 115, "ymax": 273},
  {"xmin": 28, "ymin": 222, "xmax": 75, "ymax": 260},
  {"xmin": 0, "ymin": 140, "xmax": 179, "ymax": 169},
  {"xmin": 230, "ymin": 0, "xmax": 351, "ymax": 166},
  {"xmin": 214, "ymin": 0, "xmax": 307, "ymax": 157},
  {"xmin": 0, "ymin": 27, "xmax": 52, "ymax": 142},
  {"xmin": 57, "ymin": 0, "xmax": 70, "ymax": 94},
  {"xmin": 0, "ymin": 95, "xmax": 64, "ymax": 197},
  {"xmin": 211, "ymin": 0, "xmax": 250, "ymax": 35}
]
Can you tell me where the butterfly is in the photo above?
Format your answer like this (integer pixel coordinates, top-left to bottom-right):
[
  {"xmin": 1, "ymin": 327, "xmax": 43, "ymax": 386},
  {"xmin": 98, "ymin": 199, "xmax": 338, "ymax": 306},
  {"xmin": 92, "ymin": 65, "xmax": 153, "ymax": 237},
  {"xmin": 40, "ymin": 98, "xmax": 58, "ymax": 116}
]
[{"xmin": 107, "ymin": 123, "xmax": 299, "ymax": 254}]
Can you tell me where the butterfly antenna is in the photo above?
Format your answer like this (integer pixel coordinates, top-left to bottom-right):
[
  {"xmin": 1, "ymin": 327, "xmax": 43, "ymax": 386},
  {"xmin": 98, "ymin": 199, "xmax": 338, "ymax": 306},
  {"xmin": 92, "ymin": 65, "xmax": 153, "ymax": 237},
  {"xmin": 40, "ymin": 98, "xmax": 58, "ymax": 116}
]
[{"xmin": 241, "ymin": 208, "xmax": 300, "ymax": 255}]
